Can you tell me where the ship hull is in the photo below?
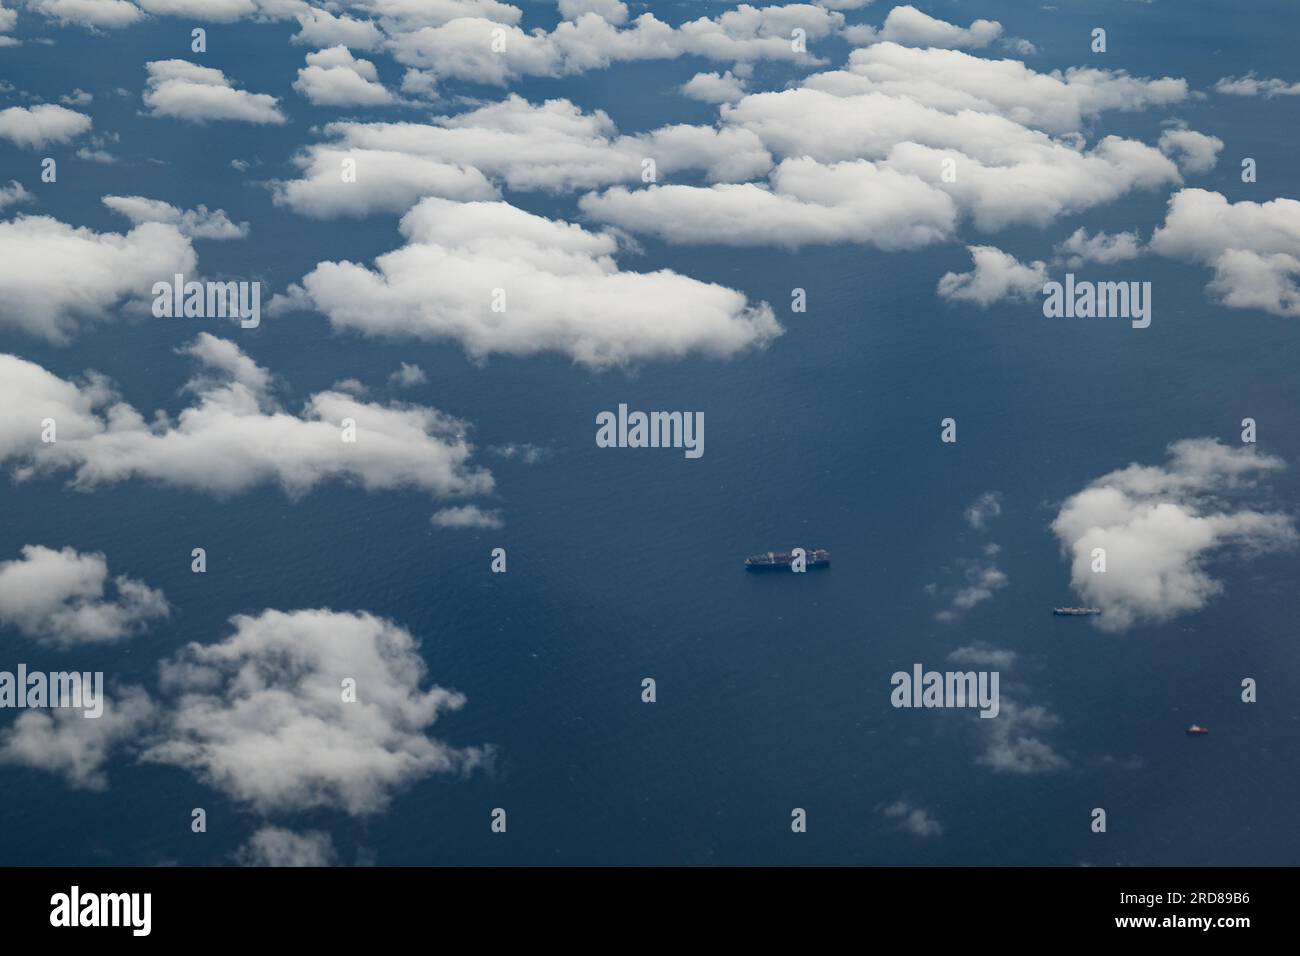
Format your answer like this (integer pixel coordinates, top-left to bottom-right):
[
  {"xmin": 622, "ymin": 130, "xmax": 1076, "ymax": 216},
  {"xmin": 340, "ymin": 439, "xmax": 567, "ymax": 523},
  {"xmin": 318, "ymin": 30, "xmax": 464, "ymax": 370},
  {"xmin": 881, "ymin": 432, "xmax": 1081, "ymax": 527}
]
[{"xmin": 745, "ymin": 560, "xmax": 830, "ymax": 572}]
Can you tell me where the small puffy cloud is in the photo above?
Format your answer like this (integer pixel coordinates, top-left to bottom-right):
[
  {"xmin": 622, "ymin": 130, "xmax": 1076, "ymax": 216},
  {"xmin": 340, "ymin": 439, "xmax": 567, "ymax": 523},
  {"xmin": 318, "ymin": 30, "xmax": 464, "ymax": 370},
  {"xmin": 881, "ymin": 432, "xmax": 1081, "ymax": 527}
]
[
  {"xmin": 0, "ymin": 214, "xmax": 196, "ymax": 343},
  {"xmin": 235, "ymin": 828, "xmax": 338, "ymax": 867},
  {"xmin": 332, "ymin": 378, "xmax": 369, "ymax": 397},
  {"xmin": 60, "ymin": 89, "xmax": 93, "ymax": 107},
  {"xmin": 388, "ymin": 362, "xmax": 426, "ymax": 387},
  {"xmin": 1051, "ymin": 439, "xmax": 1296, "ymax": 631},
  {"xmin": 1158, "ymin": 128, "xmax": 1223, "ymax": 174},
  {"xmin": 874, "ymin": 5, "xmax": 1002, "ymax": 49},
  {"xmin": 352, "ymin": 0, "xmax": 521, "ymax": 30},
  {"xmin": 277, "ymin": 196, "xmax": 782, "ymax": 369},
  {"xmin": 964, "ymin": 491, "xmax": 1002, "ymax": 530},
  {"xmin": 1000, "ymin": 37, "xmax": 1038, "ymax": 56},
  {"xmin": 143, "ymin": 60, "xmax": 286, "ymax": 125},
  {"xmin": 681, "ymin": 70, "xmax": 747, "ymax": 104},
  {"xmin": 77, "ymin": 146, "xmax": 119, "ymax": 164},
  {"xmin": 1150, "ymin": 188, "xmax": 1300, "ymax": 316},
  {"xmin": 879, "ymin": 799, "xmax": 943, "ymax": 838},
  {"xmin": 0, "ymin": 104, "xmax": 91, "ymax": 149},
  {"xmin": 293, "ymin": 46, "xmax": 395, "ymax": 107},
  {"xmin": 0, "ymin": 179, "xmax": 33, "ymax": 210},
  {"xmin": 1054, "ymin": 228, "xmax": 1143, "ymax": 268},
  {"xmin": 399, "ymin": 69, "xmax": 439, "ymax": 102},
  {"xmin": 102, "ymin": 195, "xmax": 250, "ymax": 240},
  {"xmin": 25, "ymin": 0, "xmax": 142, "ymax": 28},
  {"xmin": 178, "ymin": 333, "xmax": 273, "ymax": 397},
  {"xmin": 143, "ymin": 608, "xmax": 490, "ymax": 815},
  {"xmin": 0, "ymin": 545, "xmax": 168, "ymax": 647},
  {"xmin": 431, "ymin": 505, "xmax": 502, "ymax": 530},
  {"xmin": 558, "ymin": 0, "xmax": 628, "ymax": 24},
  {"xmin": 1, "ymin": 334, "xmax": 496, "ymax": 501},
  {"xmin": 134, "ymin": 0, "xmax": 257, "ymax": 22},
  {"xmin": 292, "ymin": 8, "xmax": 384, "ymax": 51},
  {"xmin": 937, "ymin": 246, "xmax": 1047, "ymax": 306},
  {"xmin": 1214, "ymin": 73, "xmax": 1300, "ymax": 97},
  {"xmin": 0, "ymin": 687, "xmax": 156, "ymax": 790}
]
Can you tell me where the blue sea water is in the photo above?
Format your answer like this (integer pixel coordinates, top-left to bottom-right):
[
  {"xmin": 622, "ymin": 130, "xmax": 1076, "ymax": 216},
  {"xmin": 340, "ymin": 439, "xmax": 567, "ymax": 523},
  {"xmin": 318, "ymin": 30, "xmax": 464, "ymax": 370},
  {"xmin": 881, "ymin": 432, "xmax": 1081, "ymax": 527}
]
[{"xmin": 1, "ymin": 0, "xmax": 1298, "ymax": 865}]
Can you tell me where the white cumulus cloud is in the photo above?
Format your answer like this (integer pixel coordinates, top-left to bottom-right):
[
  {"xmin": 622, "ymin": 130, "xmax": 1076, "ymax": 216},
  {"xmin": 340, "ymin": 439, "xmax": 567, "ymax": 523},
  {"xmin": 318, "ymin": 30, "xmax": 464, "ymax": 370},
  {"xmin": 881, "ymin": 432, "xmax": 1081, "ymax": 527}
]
[
  {"xmin": 143, "ymin": 60, "xmax": 286, "ymax": 124},
  {"xmin": 937, "ymin": 246, "xmax": 1047, "ymax": 306},
  {"xmin": 0, "ymin": 545, "xmax": 168, "ymax": 647},
  {"xmin": 143, "ymin": 608, "xmax": 490, "ymax": 815},
  {"xmin": 1051, "ymin": 439, "xmax": 1296, "ymax": 631},
  {"xmin": 275, "ymin": 196, "xmax": 782, "ymax": 369},
  {"xmin": 0, "ymin": 104, "xmax": 92, "ymax": 149}
]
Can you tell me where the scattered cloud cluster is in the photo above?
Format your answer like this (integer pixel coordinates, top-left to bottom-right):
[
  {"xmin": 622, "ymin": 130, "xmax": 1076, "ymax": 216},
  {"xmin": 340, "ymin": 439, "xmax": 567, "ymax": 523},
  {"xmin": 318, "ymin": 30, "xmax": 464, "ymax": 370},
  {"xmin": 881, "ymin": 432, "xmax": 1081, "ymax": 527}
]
[
  {"xmin": 930, "ymin": 492, "xmax": 1008, "ymax": 621},
  {"xmin": 273, "ymin": 95, "xmax": 771, "ymax": 217}
]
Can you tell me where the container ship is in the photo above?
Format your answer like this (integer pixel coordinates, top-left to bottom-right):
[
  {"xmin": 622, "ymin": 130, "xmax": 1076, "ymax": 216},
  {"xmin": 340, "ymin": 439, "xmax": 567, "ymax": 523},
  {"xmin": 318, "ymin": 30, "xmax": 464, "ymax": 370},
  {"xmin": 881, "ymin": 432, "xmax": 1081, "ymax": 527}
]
[
  {"xmin": 745, "ymin": 549, "xmax": 830, "ymax": 571},
  {"xmin": 1053, "ymin": 606, "xmax": 1102, "ymax": 616}
]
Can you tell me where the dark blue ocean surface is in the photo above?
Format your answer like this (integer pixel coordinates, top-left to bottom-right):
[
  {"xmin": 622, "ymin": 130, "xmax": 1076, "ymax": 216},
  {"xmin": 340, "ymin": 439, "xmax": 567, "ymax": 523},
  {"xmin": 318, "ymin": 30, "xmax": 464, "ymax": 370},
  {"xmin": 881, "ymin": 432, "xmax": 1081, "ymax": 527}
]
[{"xmin": 1, "ymin": 0, "xmax": 1297, "ymax": 865}]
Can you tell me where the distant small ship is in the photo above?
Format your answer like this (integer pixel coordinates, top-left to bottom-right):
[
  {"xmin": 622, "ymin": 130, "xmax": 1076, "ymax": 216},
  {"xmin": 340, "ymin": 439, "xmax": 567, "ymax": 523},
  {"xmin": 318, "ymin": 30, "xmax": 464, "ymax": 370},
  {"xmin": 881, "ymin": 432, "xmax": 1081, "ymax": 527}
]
[
  {"xmin": 1186, "ymin": 725, "xmax": 1210, "ymax": 736},
  {"xmin": 1053, "ymin": 607, "xmax": 1102, "ymax": 616},
  {"xmin": 745, "ymin": 548, "xmax": 830, "ymax": 571}
]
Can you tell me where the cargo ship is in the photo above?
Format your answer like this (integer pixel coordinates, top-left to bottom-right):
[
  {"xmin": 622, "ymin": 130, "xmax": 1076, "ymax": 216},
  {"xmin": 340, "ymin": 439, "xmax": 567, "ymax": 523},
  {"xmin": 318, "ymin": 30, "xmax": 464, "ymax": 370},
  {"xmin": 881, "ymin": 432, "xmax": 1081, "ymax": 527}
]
[
  {"xmin": 745, "ymin": 548, "xmax": 830, "ymax": 571},
  {"xmin": 1053, "ymin": 607, "xmax": 1102, "ymax": 616}
]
